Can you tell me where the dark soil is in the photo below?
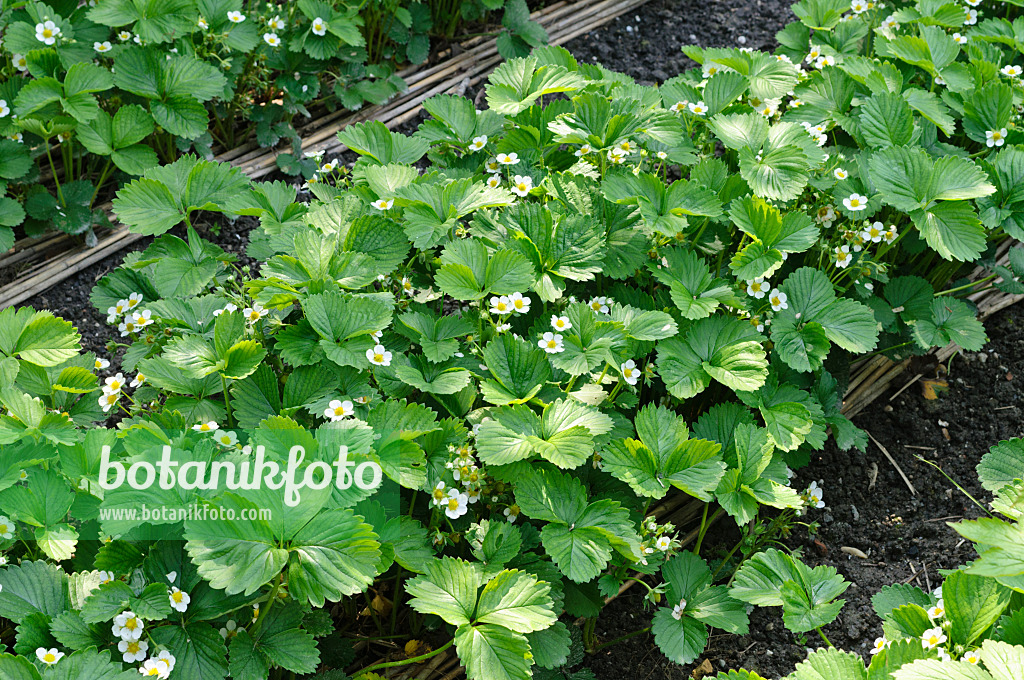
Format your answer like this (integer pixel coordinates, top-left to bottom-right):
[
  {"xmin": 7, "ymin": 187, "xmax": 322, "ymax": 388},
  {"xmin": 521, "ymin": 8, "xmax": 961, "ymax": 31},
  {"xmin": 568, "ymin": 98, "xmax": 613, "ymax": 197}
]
[
  {"xmin": 583, "ymin": 304, "xmax": 1024, "ymax": 679},
  {"xmin": 17, "ymin": 2, "xmax": 1024, "ymax": 679}
]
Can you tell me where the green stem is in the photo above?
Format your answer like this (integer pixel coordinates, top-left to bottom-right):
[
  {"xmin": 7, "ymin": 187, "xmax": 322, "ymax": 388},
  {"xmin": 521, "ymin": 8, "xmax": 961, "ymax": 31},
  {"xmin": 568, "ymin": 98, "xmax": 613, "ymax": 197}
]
[
  {"xmin": 357, "ymin": 637, "xmax": 454, "ymax": 674},
  {"xmin": 45, "ymin": 144, "xmax": 65, "ymax": 205},
  {"xmin": 90, "ymin": 159, "xmax": 114, "ymax": 208},
  {"xmin": 591, "ymin": 626, "xmax": 652, "ymax": 653},
  {"xmin": 221, "ymin": 374, "xmax": 233, "ymax": 427},
  {"xmin": 936, "ymin": 273, "xmax": 998, "ymax": 296},
  {"xmin": 816, "ymin": 628, "xmax": 834, "ymax": 647},
  {"xmin": 253, "ymin": 574, "xmax": 282, "ymax": 631},
  {"xmin": 693, "ymin": 504, "xmax": 710, "ymax": 556}
]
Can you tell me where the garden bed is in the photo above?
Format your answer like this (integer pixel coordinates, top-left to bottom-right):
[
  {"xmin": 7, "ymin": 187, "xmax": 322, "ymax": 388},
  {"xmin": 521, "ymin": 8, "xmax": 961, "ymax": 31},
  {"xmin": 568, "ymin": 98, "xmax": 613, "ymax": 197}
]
[{"xmin": 584, "ymin": 302, "xmax": 1023, "ymax": 678}]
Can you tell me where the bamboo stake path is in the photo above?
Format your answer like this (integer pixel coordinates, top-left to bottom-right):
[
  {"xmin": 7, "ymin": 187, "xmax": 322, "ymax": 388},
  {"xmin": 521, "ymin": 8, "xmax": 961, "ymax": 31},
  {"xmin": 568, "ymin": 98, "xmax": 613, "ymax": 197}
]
[{"xmin": 0, "ymin": 0, "xmax": 650, "ymax": 310}]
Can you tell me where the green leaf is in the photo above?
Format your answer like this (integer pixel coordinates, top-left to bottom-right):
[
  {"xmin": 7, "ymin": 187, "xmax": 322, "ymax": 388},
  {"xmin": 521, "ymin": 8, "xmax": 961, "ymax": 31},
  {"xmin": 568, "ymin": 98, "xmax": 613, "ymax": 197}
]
[
  {"xmin": 790, "ymin": 648, "xmax": 866, "ymax": 680},
  {"xmin": 977, "ymin": 439, "xmax": 1024, "ymax": 493},
  {"xmin": 657, "ymin": 315, "xmax": 768, "ymax": 399},
  {"xmin": 652, "ymin": 608, "xmax": 708, "ymax": 665},
  {"xmin": 455, "ymin": 623, "xmax": 533, "ymax": 680},
  {"xmin": 336, "ymin": 120, "xmax": 429, "ymax": 165},
  {"xmin": 911, "ymin": 298, "xmax": 987, "ymax": 351},
  {"xmin": 485, "ymin": 55, "xmax": 585, "ymax": 115},
  {"xmin": 151, "ymin": 622, "xmax": 228, "ymax": 680},
  {"xmin": 859, "ymin": 92, "xmax": 916, "ymax": 148},
  {"xmin": 0, "ymin": 561, "xmax": 67, "ymax": 624},
  {"xmin": 406, "ymin": 557, "xmax": 480, "ymax": 627},
  {"xmin": 435, "ymin": 239, "xmax": 535, "ymax": 301},
  {"xmin": 11, "ymin": 311, "xmax": 81, "ymax": 367},
  {"xmin": 480, "ymin": 335, "xmax": 552, "ymax": 406},
  {"xmin": 942, "ymin": 570, "xmax": 1012, "ymax": 647},
  {"xmin": 475, "ymin": 569, "xmax": 556, "ymax": 633},
  {"xmin": 600, "ymin": 404, "xmax": 725, "ymax": 501}
]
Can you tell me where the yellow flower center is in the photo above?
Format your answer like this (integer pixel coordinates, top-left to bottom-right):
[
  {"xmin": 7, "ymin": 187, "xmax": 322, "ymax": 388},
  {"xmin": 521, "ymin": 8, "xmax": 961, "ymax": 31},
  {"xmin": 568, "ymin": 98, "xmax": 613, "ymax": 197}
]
[
  {"xmin": 126, "ymin": 618, "xmax": 138, "ymax": 630},
  {"xmin": 447, "ymin": 499, "xmax": 459, "ymax": 511},
  {"xmin": 172, "ymin": 591, "xmax": 184, "ymax": 603},
  {"xmin": 517, "ymin": 183, "xmax": 527, "ymax": 191},
  {"xmin": 623, "ymin": 368, "xmax": 633, "ymax": 378},
  {"xmin": 44, "ymin": 653, "xmax": 55, "ymax": 662},
  {"xmin": 373, "ymin": 353, "xmax": 384, "ymax": 363},
  {"xmin": 514, "ymin": 300, "xmax": 524, "ymax": 309},
  {"xmin": 838, "ymin": 252, "xmax": 848, "ymax": 261},
  {"xmin": 127, "ymin": 642, "xmax": 140, "ymax": 653},
  {"xmin": 497, "ymin": 302, "xmax": 507, "ymax": 311},
  {"xmin": 546, "ymin": 340, "xmax": 557, "ymax": 348},
  {"xmin": 432, "ymin": 489, "xmax": 445, "ymax": 501},
  {"xmin": 0, "ymin": 524, "xmax": 7, "ymax": 533}
]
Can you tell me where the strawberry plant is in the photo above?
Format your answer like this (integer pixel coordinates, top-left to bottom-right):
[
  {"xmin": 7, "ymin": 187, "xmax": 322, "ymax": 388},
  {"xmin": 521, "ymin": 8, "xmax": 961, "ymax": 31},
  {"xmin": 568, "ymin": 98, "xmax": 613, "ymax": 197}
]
[{"xmin": 0, "ymin": 0, "xmax": 1022, "ymax": 677}]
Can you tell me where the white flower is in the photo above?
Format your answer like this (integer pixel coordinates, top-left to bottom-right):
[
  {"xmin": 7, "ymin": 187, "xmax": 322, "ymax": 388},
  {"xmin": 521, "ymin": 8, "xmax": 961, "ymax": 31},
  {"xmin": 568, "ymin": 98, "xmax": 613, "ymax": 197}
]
[
  {"xmin": 964, "ymin": 8, "xmax": 978, "ymax": 25},
  {"xmin": 444, "ymin": 489, "xmax": 469, "ymax": 519},
  {"xmin": 366, "ymin": 344, "xmax": 392, "ymax": 366},
  {"xmin": 927, "ymin": 599, "xmax": 945, "ymax": 620},
  {"xmin": 118, "ymin": 31, "xmax": 131, "ymax": 40},
  {"xmin": 0, "ymin": 100, "xmax": 8, "ymax": 119},
  {"xmin": 607, "ymin": 146, "xmax": 627, "ymax": 164},
  {"xmin": 98, "ymin": 570, "xmax": 115, "ymax": 584},
  {"xmin": 496, "ymin": 323, "xmax": 512, "ymax": 332},
  {"xmin": 815, "ymin": 55, "xmax": 836, "ymax": 69},
  {"xmin": 244, "ymin": 304, "xmax": 268, "ymax": 324},
  {"xmin": 35, "ymin": 20, "xmax": 61, "ymax": 45},
  {"xmin": 883, "ymin": 226, "xmax": 898, "ymax": 243},
  {"xmin": 95, "ymin": 357, "xmax": 111, "ymax": 370},
  {"xmin": 430, "ymin": 481, "xmax": 448, "ymax": 506},
  {"xmin": 509, "ymin": 291, "xmax": 531, "ymax": 314},
  {"xmin": 486, "ymin": 175, "xmax": 501, "ymax": 188},
  {"xmin": 504, "ymin": 505, "xmax": 520, "ymax": 523},
  {"xmin": 655, "ymin": 536, "xmax": 671, "ymax": 551},
  {"xmin": 511, "ymin": 175, "xmax": 533, "ymax": 197},
  {"xmin": 267, "ymin": 15, "xmax": 285, "ymax": 30},
  {"xmin": 538, "ymin": 332, "xmax": 564, "ymax": 354},
  {"xmin": 263, "ymin": 32, "xmax": 281, "ymax": 47},
  {"xmin": 702, "ymin": 64, "xmax": 723, "ymax": 78},
  {"xmin": 94, "ymin": 41, "xmax": 112, "ymax": 53},
  {"xmin": 671, "ymin": 598, "xmax": 687, "ymax": 620},
  {"xmin": 805, "ymin": 481, "xmax": 825, "ymax": 508},
  {"xmin": 953, "ymin": 32, "xmax": 967, "ymax": 44},
  {"xmin": 936, "ymin": 647, "xmax": 951, "ymax": 662},
  {"xmin": 98, "ymin": 392, "xmax": 119, "ymax": 412},
  {"xmin": 197, "ymin": 17, "xmax": 208, "ymax": 29},
  {"xmin": 882, "ymin": 15, "xmax": 899, "ymax": 29},
  {"xmin": 214, "ymin": 430, "xmax": 238, "ymax": 448},
  {"xmin": 850, "ymin": 0, "xmax": 867, "ymax": 13},
  {"xmin": 169, "ymin": 587, "xmax": 190, "ymax": 612},
  {"xmin": 371, "ymin": 198, "xmax": 394, "ymax": 210},
  {"xmin": 496, "ymin": 152, "xmax": 519, "ymax": 165},
  {"xmin": 746, "ymin": 278, "xmax": 769, "ymax": 299},
  {"xmin": 769, "ymin": 289, "xmax": 788, "ymax": 312},
  {"xmin": 119, "ymin": 638, "xmax": 148, "ymax": 663},
  {"xmin": 0, "ymin": 516, "xmax": 13, "ymax": 539},
  {"xmin": 193, "ymin": 421, "xmax": 218, "ymax": 433},
  {"xmin": 621, "ymin": 360, "xmax": 639, "ymax": 385},
  {"xmin": 104, "ymin": 373, "xmax": 126, "ymax": 394},
  {"xmin": 155, "ymin": 650, "xmax": 176, "ymax": 675},
  {"xmin": 965, "ymin": 0, "xmax": 980, "ymax": 6},
  {"xmin": 963, "ymin": 650, "xmax": 980, "ymax": 664},
  {"xmin": 12, "ymin": 54, "xmax": 28, "ymax": 72},
  {"xmin": 835, "ymin": 245, "xmax": 852, "ymax": 268},
  {"xmin": 469, "ymin": 135, "xmax": 487, "ymax": 151},
  {"xmin": 575, "ymin": 144, "xmax": 592, "ymax": 156},
  {"xmin": 656, "ymin": 150, "xmax": 668, "ymax": 160},
  {"xmin": 861, "ymin": 222, "xmax": 884, "ymax": 243},
  {"xmin": 986, "ymin": 128, "xmax": 1007, "ymax": 147},
  {"xmin": 921, "ymin": 626, "xmax": 946, "ymax": 649},
  {"xmin": 806, "ymin": 45, "xmax": 822, "ymax": 62},
  {"xmin": 669, "ymin": 101, "xmax": 688, "ymax": 113},
  {"xmin": 7, "ymin": 132, "xmax": 22, "ymax": 143},
  {"xmin": 551, "ymin": 315, "xmax": 571, "ymax": 331},
  {"xmin": 688, "ymin": 101, "xmax": 708, "ymax": 115},
  {"xmin": 485, "ymin": 158, "xmax": 501, "ymax": 173},
  {"xmin": 126, "ymin": 292, "xmax": 143, "ymax": 309},
  {"xmin": 870, "ymin": 637, "xmax": 888, "ymax": 655},
  {"xmin": 843, "ymin": 193, "xmax": 868, "ymax": 211},
  {"xmin": 490, "ymin": 296, "xmax": 512, "ymax": 315},
  {"xmin": 219, "ymin": 620, "xmax": 239, "ymax": 640},
  {"xmin": 131, "ymin": 309, "xmax": 153, "ymax": 328},
  {"xmin": 113, "ymin": 610, "xmax": 144, "ymax": 641},
  {"xmin": 311, "ymin": 17, "xmax": 327, "ymax": 36},
  {"xmin": 324, "ymin": 399, "xmax": 354, "ymax": 421},
  {"xmin": 36, "ymin": 648, "xmax": 64, "ymax": 665},
  {"xmin": 834, "ymin": 168, "xmax": 848, "ymax": 180},
  {"xmin": 227, "ymin": 11, "xmax": 246, "ymax": 23},
  {"xmin": 588, "ymin": 296, "xmax": 610, "ymax": 314}
]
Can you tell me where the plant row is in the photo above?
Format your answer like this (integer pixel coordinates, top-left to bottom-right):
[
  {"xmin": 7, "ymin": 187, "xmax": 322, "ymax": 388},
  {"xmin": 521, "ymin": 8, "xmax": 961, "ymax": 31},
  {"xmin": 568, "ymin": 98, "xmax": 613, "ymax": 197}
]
[{"xmin": 0, "ymin": 0, "xmax": 546, "ymax": 250}]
